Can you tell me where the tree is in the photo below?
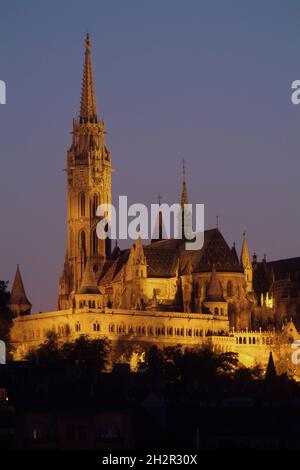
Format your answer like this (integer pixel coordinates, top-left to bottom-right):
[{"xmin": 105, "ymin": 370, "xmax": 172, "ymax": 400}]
[
  {"xmin": 0, "ymin": 281, "xmax": 13, "ymax": 359},
  {"xmin": 138, "ymin": 345, "xmax": 165, "ymax": 376},
  {"xmin": 27, "ymin": 333, "xmax": 111, "ymax": 371},
  {"xmin": 138, "ymin": 345, "xmax": 239, "ymax": 385},
  {"xmin": 27, "ymin": 330, "xmax": 63, "ymax": 366},
  {"xmin": 61, "ymin": 335, "xmax": 111, "ymax": 371},
  {"xmin": 234, "ymin": 364, "xmax": 264, "ymax": 382}
]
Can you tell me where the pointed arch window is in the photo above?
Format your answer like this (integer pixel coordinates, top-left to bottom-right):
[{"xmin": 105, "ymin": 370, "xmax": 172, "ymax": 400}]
[
  {"xmin": 79, "ymin": 193, "xmax": 86, "ymax": 216},
  {"xmin": 80, "ymin": 231, "xmax": 86, "ymax": 251},
  {"xmin": 92, "ymin": 229, "xmax": 98, "ymax": 255},
  {"xmin": 69, "ymin": 229, "xmax": 74, "ymax": 257},
  {"xmin": 93, "ymin": 193, "xmax": 100, "ymax": 217},
  {"xmin": 227, "ymin": 281, "xmax": 233, "ymax": 298}
]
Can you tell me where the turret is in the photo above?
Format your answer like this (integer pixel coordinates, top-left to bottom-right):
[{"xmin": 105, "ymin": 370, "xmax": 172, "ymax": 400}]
[
  {"xmin": 8, "ymin": 265, "xmax": 31, "ymax": 316},
  {"xmin": 203, "ymin": 265, "xmax": 228, "ymax": 316},
  {"xmin": 78, "ymin": 258, "xmax": 100, "ymax": 295},
  {"xmin": 73, "ymin": 258, "xmax": 103, "ymax": 310}
]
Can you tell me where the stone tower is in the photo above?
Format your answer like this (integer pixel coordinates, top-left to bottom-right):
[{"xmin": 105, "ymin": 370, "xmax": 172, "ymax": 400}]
[{"xmin": 58, "ymin": 34, "xmax": 112, "ymax": 310}]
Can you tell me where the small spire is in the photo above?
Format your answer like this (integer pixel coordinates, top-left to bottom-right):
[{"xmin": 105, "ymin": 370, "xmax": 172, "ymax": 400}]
[
  {"xmin": 180, "ymin": 159, "xmax": 189, "ymax": 207},
  {"xmin": 240, "ymin": 231, "xmax": 251, "ymax": 268},
  {"xmin": 151, "ymin": 193, "xmax": 167, "ymax": 242},
  {"xmin": 80, "ymin": 33, "xmax": 97, "ymax": 123}
]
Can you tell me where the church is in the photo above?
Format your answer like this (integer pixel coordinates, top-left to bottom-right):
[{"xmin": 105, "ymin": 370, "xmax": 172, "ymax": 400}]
[{"xmin": 7, "ymin": 35, "xmax": 300, "ymax": 374}]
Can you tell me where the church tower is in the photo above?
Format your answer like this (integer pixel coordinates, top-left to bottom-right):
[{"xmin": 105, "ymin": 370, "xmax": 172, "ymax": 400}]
[{"xmin": 58, "ymin": 34, "xmax": 112, "ymax": 310}]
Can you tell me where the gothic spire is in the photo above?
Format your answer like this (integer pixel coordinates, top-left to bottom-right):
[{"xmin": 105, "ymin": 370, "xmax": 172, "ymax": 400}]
[
  {"xmin": 151, "ymin": 193, "xmax": 167, "ymax": 243},
  {"xmin": 180, "ymin": 159, "xmax": 189, "ymax": 208},
  {"xmin": 80, "ymin": 33, "xmax": 97, "ymax": 123},
  {"xmin": 240, "ymin": 231, "xmax": 251, "ymax": 268}
]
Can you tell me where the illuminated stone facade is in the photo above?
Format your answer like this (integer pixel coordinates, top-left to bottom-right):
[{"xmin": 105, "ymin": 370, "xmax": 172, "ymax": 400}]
[{"xmin": 7, "ymin": 35, "xmax": 300, "ymax": 377}]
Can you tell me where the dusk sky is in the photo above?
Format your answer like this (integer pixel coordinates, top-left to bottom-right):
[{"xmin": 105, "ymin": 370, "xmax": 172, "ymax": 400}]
[{"xmin": 0, "ymin": 0, "xmax": 300, "ymax": 312}]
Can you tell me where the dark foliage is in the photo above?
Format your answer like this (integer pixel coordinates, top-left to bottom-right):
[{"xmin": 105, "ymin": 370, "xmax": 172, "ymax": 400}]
[
  {"xmin": 27, "ymin": 332, "xmax": 111, "ymax": 371},
  {"xmin": 138, "ymin": 344, "xmax": 265, "ymax": 387},
  {"xmin": 0, "ymin": 281, "xmax": 13, "ymax": 358}
]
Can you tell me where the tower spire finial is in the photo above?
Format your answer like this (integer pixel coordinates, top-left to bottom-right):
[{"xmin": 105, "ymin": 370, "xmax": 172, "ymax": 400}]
[
  {"xmin": 180, "ymin": 159, "xmax": 189, "ymax": 207},
  {"xmin": 85, "ymin": 32, "xmax": 91, "ymax": 50},
  {"xmin": 80, "ymin": 33, "xmax": 97, "ymax": 123}
]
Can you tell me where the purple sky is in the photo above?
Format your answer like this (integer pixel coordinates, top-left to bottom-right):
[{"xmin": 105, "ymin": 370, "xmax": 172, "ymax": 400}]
[{"xmin": 0, "ymin": 0, "xmax": 300, "ymax": 312}]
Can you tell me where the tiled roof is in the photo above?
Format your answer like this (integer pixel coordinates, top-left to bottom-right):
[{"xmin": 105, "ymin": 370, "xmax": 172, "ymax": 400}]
[
  {"xmin": 99, "ymin": 228, "xmax": 243, "ymax": 283},
  {"xmin": 99, "ymin": 250, "xmax": 130, "ymax": 284}
]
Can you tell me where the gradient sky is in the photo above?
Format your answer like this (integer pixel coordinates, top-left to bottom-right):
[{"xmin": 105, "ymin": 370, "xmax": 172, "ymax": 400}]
[{"xmin": 0, "ymin": 0, "xmax": 300, "ymax": 312}]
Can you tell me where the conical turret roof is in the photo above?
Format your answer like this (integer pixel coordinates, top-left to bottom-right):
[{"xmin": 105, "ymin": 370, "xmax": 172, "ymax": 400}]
[
  {"xmin": 78, "ymin": 258, "xmax": 100, "ymax": 294},
  {"xmin": 9, "ymin": 265, "xmax": 31, "ymax": 307},
  {"xmin": 205, "ymin": 265, "xmax": 225, "ymax": 302}
]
